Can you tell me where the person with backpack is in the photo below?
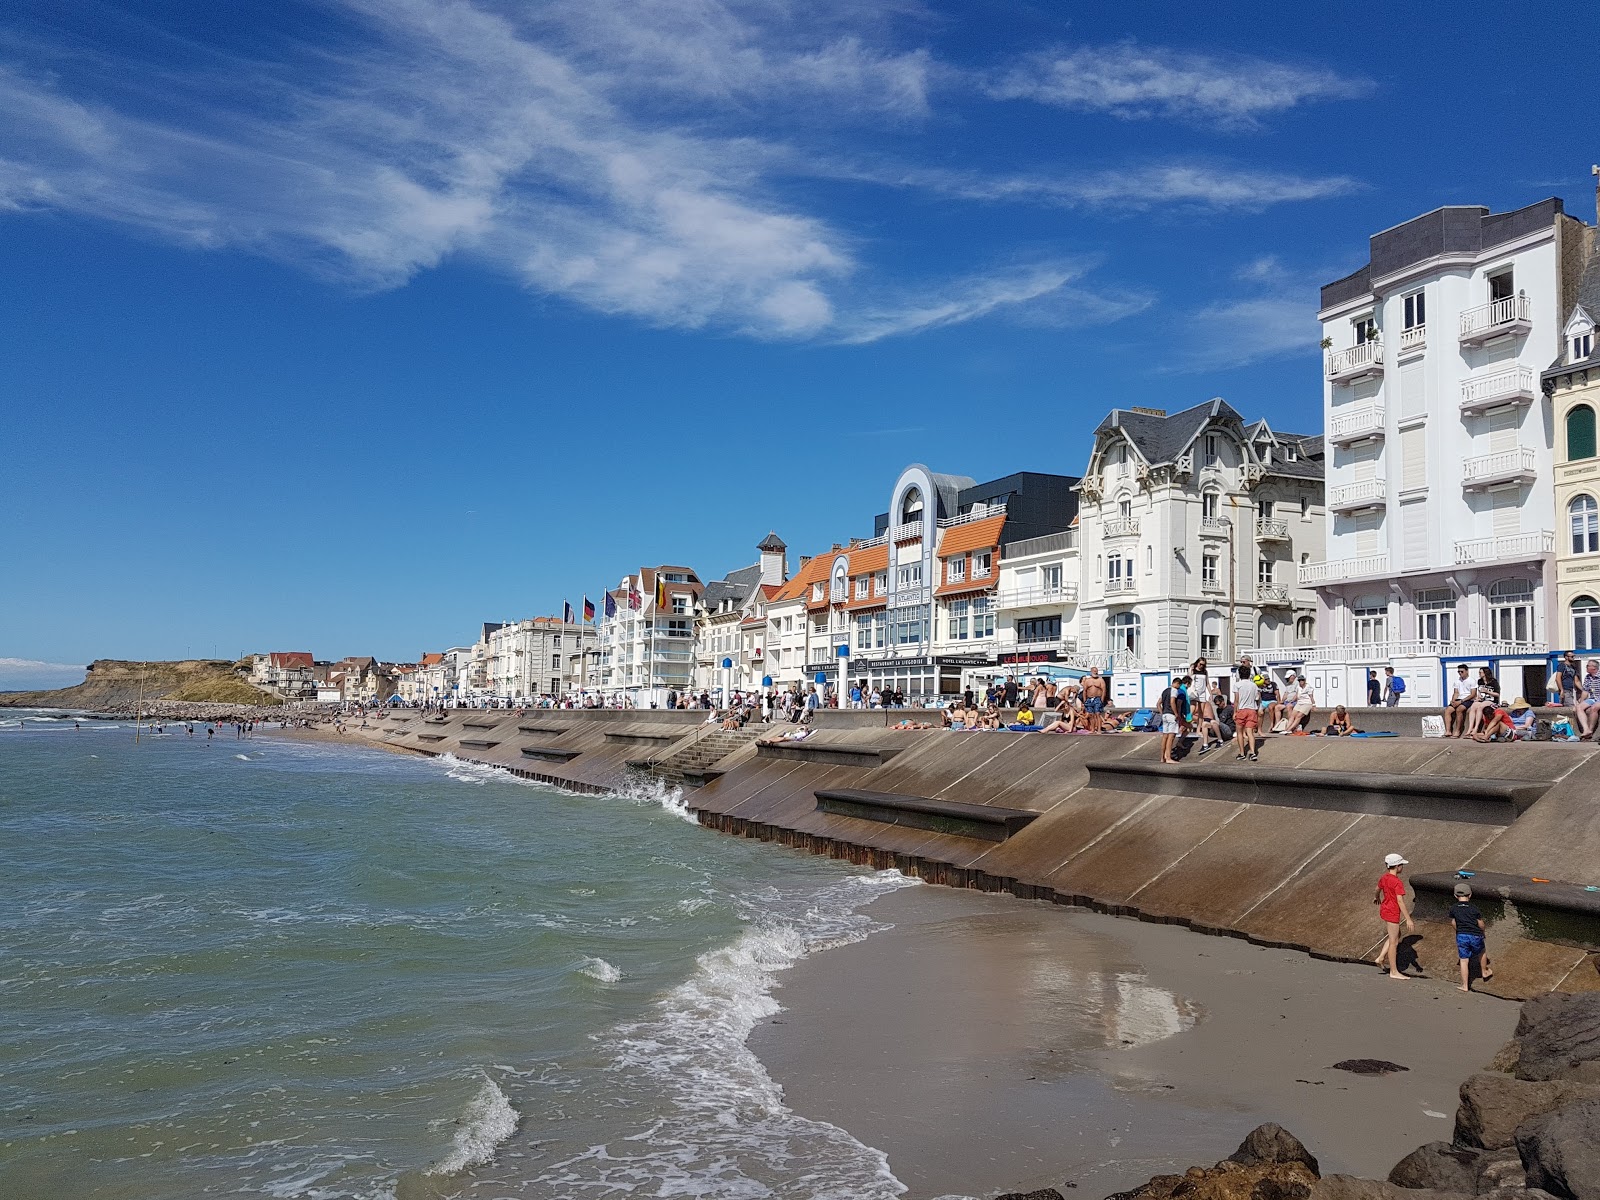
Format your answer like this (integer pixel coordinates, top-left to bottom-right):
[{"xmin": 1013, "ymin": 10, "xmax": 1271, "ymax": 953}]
[
  {"xmin": 1383, "ymin": 666, "xmax": 1405, "ymax": 707},
  {"xmin": 1157, "ymin": 676, "xmax": 1184, "ymax": 764}
]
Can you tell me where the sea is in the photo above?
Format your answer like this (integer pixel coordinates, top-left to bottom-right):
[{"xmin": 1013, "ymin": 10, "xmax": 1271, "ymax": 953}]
[{"xmin": 0, "ymin": 711, "xmax": 919, "ymax": 1200}]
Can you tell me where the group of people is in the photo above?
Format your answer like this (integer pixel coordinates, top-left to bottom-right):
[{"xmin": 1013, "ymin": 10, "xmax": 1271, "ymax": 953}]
[
  {"xmin": 1444, "ymin": 663, "xmax": 1545, "ymax": 741},
  {"xmin": 1153, "ymin": 655, "xmax": 1340, "ymax": 764},
  {"xmin": 1374, "ymin": 853, "xmax": 1493, "ymax": 994}
]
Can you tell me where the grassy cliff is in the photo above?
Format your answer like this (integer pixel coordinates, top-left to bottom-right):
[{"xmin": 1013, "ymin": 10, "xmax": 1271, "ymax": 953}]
[{"xmin": 0, "ymin": 660, "xmax": 283, "ymax": 709}]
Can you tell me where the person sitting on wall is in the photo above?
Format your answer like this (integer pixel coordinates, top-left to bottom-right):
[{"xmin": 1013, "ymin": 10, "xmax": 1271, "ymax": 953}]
[
  {"xmin": 1507, "ymin": 698, "xmax": 1539, "ymax": 740},
  {"xmin": 1576, "ymin": 660, "xmax": 1600, "ymax": 740},
  {"xmin": 1045, "ymin": 693, "xmax": 1077, "ymax": 733},
  {"xmin": 1465, "ymin": 668, "xmax": 1501, "ymax": 738},
  {"xmin": 1282, "ymin": 676, "xmax": 1315, "ymax": 734},
  {"xmin": 1445, "ymin": 664, "xmax": 1476, "ymax": 738},
  {"xmin": 1321, "ymin": 705, "xmax": 1357, "ymax": 736},
  {"xmin": 1266, "ymin": 674, "xmax": 1296, "ymax": 732},
  {"xmin": 1472, "ymin": 704, "xmax": 1515, "ymax": 742}
]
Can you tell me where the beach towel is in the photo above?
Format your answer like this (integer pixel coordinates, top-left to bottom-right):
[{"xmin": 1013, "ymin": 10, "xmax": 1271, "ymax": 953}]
[{"xmin": 1350, "ymin": 731, "xmax": 1398, "ymax": 738}]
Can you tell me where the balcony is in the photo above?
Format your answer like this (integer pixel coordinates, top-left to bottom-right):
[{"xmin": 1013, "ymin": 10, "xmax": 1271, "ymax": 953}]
[
  {"xmin": 1453, "ymin": 529, "xmax": 1555, "ymax": 565},
  {"xmin": 1459, "ymin": 365, "xmax": 1537, "ymax": 414},
  {"xmin": 995, "ymin": 584, "xmax": 1079, "ymax": 610},
  {"xmin": 1256, "ymin": 518, "xmax": 1290, "ymax": 541},
  {"xmin": 1325, "ymin": 341, "xmax": 1383, "ymax": 382},
  {"xmin": 1105, "ymin": 577, "xmax": 1138, "ymax": 597},
  {"xmin": 1102, "ymin": 517, "xmax": 1140, "ymax": 539},
  {"xmin": 1261, "ymin": 637, "xmax": 1547, "ymax": 666},
  {"xmin": 1328, "ymin": 477, "xmax": 1387, "ymax": 513},
  {"xmin": 1256, "ymin": 584, "xmax": 1291, "ymax": 605},
  {"xmin": 1461, "ymin": 447, "xmax": 1538, "ymax": 491},
  {"xmin": 890, "ymin": 521, "xmax": 922, "ymax": 543},
  {"xmin": 1199, "ymin": 516, "xmax": 1230, "ymax": 539},
  {"xmin": 1328, "ymin": 404, "xmax": 1386, "ymax": 447},
  {"xmin": 1398, "ymin": 325, "xmax": 1426, "ymax": 353},
  {"xmin": 1459, "ymin": 294, "xmax": 1531, "ymax": 346},
  {"xmin": 1298, "ymin": 553, "xmax": 1390, "ymax": 585}
]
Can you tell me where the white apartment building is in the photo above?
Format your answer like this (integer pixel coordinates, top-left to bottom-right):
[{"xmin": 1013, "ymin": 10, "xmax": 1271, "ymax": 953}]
[
  {"xmin": 1077, "ymin": 400, "xmax": 1325, "ymax": 705},
  {"xmin": 485, "ymin": 617, "xmax": 598, "ymax": 701},
  {"xmin": 994, "ymin": 527, "xmax": 1081, "ymax": 668},
  {"xmin": 695, "ymin": 533, "xmax": 787, "ymax": 699},
  {"xmin": 1306, "ymin": 197, "xmax": 1592, "ymax": 704},
  {"xmin": 597, "ymin": 565, "xmax": 704, "ymax": 706}
]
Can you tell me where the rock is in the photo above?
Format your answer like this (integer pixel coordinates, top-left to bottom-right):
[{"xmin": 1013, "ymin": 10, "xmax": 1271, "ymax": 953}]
[
  {"xmin": 1229, "ymin": 1124, "xmax": 1321, "ymax": 1176},
  {"xmin": 1514, "ymin": 995, "xmax": 1600, "ymax": 1083},
  {"xmin": 1312, "ymin": 1176, "xmax": 1469, "ymax": 1200},
  {"xmin": 1108, "ymin": 1158, "xmax": 1318, "ymax": 1200},
  {"xmin": 1515, "ymin": 1098, "xmax": 1600, "ymax": 1200},
  {"xmin": 1455, "ymin": 1073, "xmax": 1600, "ymax": 1150},
  {"xmin": 1389, "ymin": 1144, "xmax": 1485, "ymax": 1193},
  {"xmin": 1332, "ymin": 1060, "xmax": 1411, "ymax": 1076},
  {"xmin": 1487, "ymin": 1042, "xmax": 1522, "ymax": 1075},
  {"xmin": 997, "ymin": 1192, "xmax": 1064, "ymax": 1200}
]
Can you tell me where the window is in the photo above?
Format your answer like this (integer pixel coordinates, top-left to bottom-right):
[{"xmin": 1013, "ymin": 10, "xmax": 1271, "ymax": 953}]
[
  {"xmin": 1259, "ymin": 499, "xmax": 1274, "ymax": 520},
  {"xmin": 1353, "ymin": 603, "xmax": 1386, "ymax": 644},
  {"xmin": 855, "ymin": 613, "xmax": 873, "ymax": 649},
  {"xmin": 1202, "ymin": 554, "xmax": 1219, "ymax": 588},
  {"xmin": 1489, "ymin": 578, "xmax": 1534, "ymax": 644},
  {"xmin": 1205, "ymin": 434, "xmax": 1221, "ymax": 466},
  {"xmin": 972, "ymin": 596, "xmax": 994, "ymax": 638},
  {"xmin": 1202, "ymin": 491, "xmax": 1220, "ymax": 520},
  {"xmin": 1416, "ymin": 588, "xmax": 1455, "ymax": 643},
  {"xmin": 1111, "ymin": 443, "xmax": 1128, "ymax": 477},
  {"xmin": 552, "ymin": 634, "xmax": 561, "ymax": 648},
  {"xmin": 874, "ymin": 571, "xmax": 887, "ymax": 594},
  {"xmin": 1403, "ymin": 290, "xmax": 1425, "ymax": 330},
  {"xmin": 551, "ymin": 654, "xmax": 561, "ymax": 670},
  {"xmin": 1200, "ymin": 610, "xmax": 1223, "ymax": 657},
  {"xmin": 1118, "ymin": 498, "xmax": 1132, "ymax": 520},
  {"xmin": 1296, "ymin": 615, "xmax": 1315, "ymax": 644},
  {"xmin": 810, "ymin": 583, "xmax": 823, "ymax": 601},
  {"xmin": 1568, "ymin": 407, "xmax": 1597, "ymax": 462},
  {"xmin": 893, "ymin": 613, "xmax": 926, "ymax": 645},
  {"xmin": 1145, "ymin": 545, "xmax": 1154, "ymax": 574},
  {"xmin": 1257, "ymin": 558, "xmax": 1274, "ymax": 586},
  {"xmin": 1353, "ymin": 315, "xmax": 1377, "ymax": 344},
  {"xmin": 1489, "ymin": 270, "xmax": 1513, "ymax": 303},
  {"xmin": 1042, "ymin": 564, "xmax": 1063, "ymax": 593},
  {"xmin": 855, "ymin": 577, "xmax": 868, "ymax": 598},
  {"xmin": 1016, "ymin": 615, "xmax": 1061, "ymax": 644},
  {"xmin": 1300, "ymin": 495, "xmax": 1311, "ymax": 518},
  {"xmin": 1574, "ymin": 596, "xmax": 1600, "ymax": 652},
  {"xmin": 947, "ymin": 598, "xmax": 969, "ymax": 640},
  {"xmin": 947, "ymin": 556, "xmax": 965, "ymax": 583},
  {"xmin": 973, "ymin": 551, "xmax": 992, "ymax": 578},
  {"xmin": 1095, "ymin": 555, "xmax": 1102, "ymax": 582},
  {"xmin": 1572, "ymin": 333, "xmax": 1593, "ymax": 363},
  {"xmin": 1107, "ymin": 612, "xmax": 1141, "ymax": 657},
  {"xmin": 672, "ymin": 596, "xmax": 689, "ymax": 614},
  {"xmin": 900, "ymin": 487, "xmax": 923, "ymax": 525},
  {"xmin": 1572, "ymin": 495, "xmax": 1599, "ymax": 554},
  {"xmin": 896, "ymin": 562, "xmax": 922, "ymax": 588}
]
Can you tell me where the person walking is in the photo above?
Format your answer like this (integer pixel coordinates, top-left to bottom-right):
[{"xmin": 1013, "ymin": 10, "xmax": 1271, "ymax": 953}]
[
  {"xmin": 1366, "ymin": 670, "xmax": 1381, "ymax": 706},
  {"xmin": 1232, "ymin": 664, "xmax": 1260, "ymax": 760},
  {"xmin": 1382, "ymin": 666, "xmax": 1405, "ymax": 707},
  {"xmin": 1373, "ymin": 853, "xmax": 1415, "ymax": 980},
  {"xmin": 1157, "ymin": 678, "xmax": 1183, "ymax": 764},
  {"xmin": 1449, "ymin": 882, "xmax": 1494, "ymax": 993}
]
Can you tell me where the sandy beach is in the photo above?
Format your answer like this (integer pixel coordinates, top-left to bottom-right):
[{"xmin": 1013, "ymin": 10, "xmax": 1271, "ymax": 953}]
[{"xmin": 749, "ymin": 883, "xmax": 1518, "ymax": 1200}]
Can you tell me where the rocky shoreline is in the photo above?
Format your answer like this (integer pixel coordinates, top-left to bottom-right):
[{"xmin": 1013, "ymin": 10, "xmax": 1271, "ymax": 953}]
[
  {"xmin": 18, "ymin": 699, "xmax": 339, "ymax": 726},
  {"xmin": 1000, "ymin": 993, "xmax": 1600, "ymax": 1200}
]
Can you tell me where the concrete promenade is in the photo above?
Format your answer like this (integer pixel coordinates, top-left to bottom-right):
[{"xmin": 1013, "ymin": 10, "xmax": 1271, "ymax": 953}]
[{"xmin": 356, "ymin": 707, "xmax": 1600, "ymax": 999}]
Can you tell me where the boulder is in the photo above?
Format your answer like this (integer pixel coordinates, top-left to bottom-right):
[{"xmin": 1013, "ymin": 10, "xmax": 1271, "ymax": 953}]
[
  {"xmin": 1513, "ymin": 995, "xmax": 1600, "ymax": 1083},
  {"xmin": 1312, "ymin": 1177, "xmax": 1469, "ymax": 1200},
  {"xmin": 1515, "ymin": 1098, "xmax": 1600, "ymax": 1200},
  {"xmin": 1229, "ymin": 1124, "xmax": 1321, "ymax": 1176},
  {"xmin": 1109, "ymin": 1158, "xmax": 1317, "ymax": 1200},
  {"xmin": 997, "ymin": 1192, "xmax": 1064, "ymax": 1200},
  {"xmin": 1455, "ymin": 1073, "xmax": 1600, "ymax": 1150},
  {"xmin": 1389, "ymin": 1144, "xmax": 1484, "ymax": 1193},
  {"xmin": 1476, "ymin": 1150, "xmax": 1528, "ymax": 1193}
]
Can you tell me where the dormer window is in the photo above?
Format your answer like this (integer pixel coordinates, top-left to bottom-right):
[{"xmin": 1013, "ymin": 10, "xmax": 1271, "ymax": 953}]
[
  {"xmin": 1574, "ymin": 332, "xmax": 1594, "ymax": 363},
  {"xmin": 1205, "ymin": 434, "xmax": 1222, "ymax": 466}
]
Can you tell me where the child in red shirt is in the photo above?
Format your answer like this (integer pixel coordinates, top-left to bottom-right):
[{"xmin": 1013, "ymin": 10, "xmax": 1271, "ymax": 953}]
[{"xmin": 1373, "ymin": 853, "xmax": 1415, "ymax": 980}]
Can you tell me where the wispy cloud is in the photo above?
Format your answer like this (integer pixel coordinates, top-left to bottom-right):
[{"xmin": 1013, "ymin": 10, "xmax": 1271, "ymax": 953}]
[
  {"xmin": 0, "ymin": 657, "xmax": 86, "ymax": 691},
  {"xmin": 989, "ymin": 42, "xmax": 1371, "ymax": 129},
  {"xmin": 1164, "ymin": 257, "xmax": 1322, "ymax": 371}
]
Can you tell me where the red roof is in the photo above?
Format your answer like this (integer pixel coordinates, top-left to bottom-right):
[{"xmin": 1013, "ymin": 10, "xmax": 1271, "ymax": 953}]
[{"xmin": 270, "ymin": 652, "xmax": 313, "ymax": 669}]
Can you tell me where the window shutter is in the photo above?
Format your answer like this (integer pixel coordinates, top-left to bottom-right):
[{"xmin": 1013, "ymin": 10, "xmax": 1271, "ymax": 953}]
[
  {"xmin": 1399, "ymin": 361, "xmax": 1424, "ymax": 419},
  {"xmin": 1400, "ymin": 426, "xmax": 1427, "ymax": 491},
  {"xmin": 1401, "ymin": 499, "xmax": 1428, "ymax": 570}
]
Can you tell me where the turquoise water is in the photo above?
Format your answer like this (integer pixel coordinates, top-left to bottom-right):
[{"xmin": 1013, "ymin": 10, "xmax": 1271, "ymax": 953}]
[{"xmin": 0, "ymin": 714, "xmax": 914, "ymax": 1199}]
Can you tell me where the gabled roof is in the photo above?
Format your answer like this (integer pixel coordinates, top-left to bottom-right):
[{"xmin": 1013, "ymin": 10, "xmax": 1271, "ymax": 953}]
[
  {"xmin": 757, "ymin": 531, "xmax": 787, "ymax": 552},
  {"xmin": 1546, "ymin": 249, "xmax": 1600, "ymax": 377},
  {"xmin": 270, "ymin": 652, "xmax": 313, "ymax": 669},
  {"xmin": 771, "ymin": 552, "xmax": 834, "ymax": 603},
  {"xmin": 1095, "ymin": 398, "xmax": 1245, "ymax": 466},
  {"xmin": 845, "ymin": 542, "xmax": 888, "ymax": 576},
  {"xmin": 936, "ymin": 514, "xmax": 1006, "ymax": 557}
]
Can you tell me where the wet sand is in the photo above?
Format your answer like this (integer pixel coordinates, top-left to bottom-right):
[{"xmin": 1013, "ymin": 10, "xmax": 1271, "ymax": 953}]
[{"xmin": 749, "ymin": 884, "xmax": 1517, "ymax": 1200}]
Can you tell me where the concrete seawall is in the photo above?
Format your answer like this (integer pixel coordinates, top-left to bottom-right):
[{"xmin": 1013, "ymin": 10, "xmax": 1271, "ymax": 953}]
[{"xmin": 362, "ymin": 708, "xmax": 1600, "ymax": 999}]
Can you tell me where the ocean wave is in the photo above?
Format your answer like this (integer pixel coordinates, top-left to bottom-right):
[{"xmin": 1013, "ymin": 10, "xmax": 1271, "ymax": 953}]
[
  {"xmin": 426, "ymin": 1075, "xmax": 519, "ymax": 1176},
  {"xmin": 604, "ymin": 774, "xmax": 698, "ymax": 824},
  {"xmin": 531, "ymin": 869, "xmax": 918, "ymax": 1198},
  {"xmin": 578, "ymin": 956, "xmax": 623, "ymax": 983}
]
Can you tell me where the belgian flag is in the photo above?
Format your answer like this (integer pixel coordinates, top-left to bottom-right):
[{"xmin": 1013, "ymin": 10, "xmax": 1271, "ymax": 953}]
[{"xmin": 654, "ymin": 574, "xmax": 668, "ymax": 609}]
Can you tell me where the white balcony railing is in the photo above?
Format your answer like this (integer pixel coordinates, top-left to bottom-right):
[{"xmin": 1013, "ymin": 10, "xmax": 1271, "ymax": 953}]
[
  {"xmin": 937, "ymin": 501, "xmax": 1007, "ymax": 528},
  {"xmin": 1260, "ymin": 637, "xmax": 1547, "ymax": 666},
  {"xmin": 1256, "ymin": 584, "xmax": 1291, "ymax": 604},
  {"xmin": 1105, "ymin": 577, "xmax": 1138, "ymax": 596},
  {"xmin": 1398, "ymin": 325, "xmax": 1426, "ymax": 352},
  {"xmin": 890, "ymin": 521, "xmax": 923, "ymax": 542},
  {"xmin": 1298, "ymin": 552, "xmax": 1390, "ymax": 585},
  {"xmin": 1453, "ymin": 529, "xmax": 1556, "ymax": 565},
  {"xmin": 1199, "ymin": 516, "xmax": 1230, "ymax": 538},
  {"xmin": 1460, "ymin": 365, "xmax": 1537, "ymax": 413},
  {"xmin": 1256, "ymin": 518, "xmax": 1289, "ymax": 540},
  {"xmin": 995, "ymin": 583, "xmax": 1079, "ymax": 610},
  {"xmin": 1102, "ymin": 517, "xmax": 1141, "ymax": 539},
  {"xmin": 1328, "ymin": 404, "xmax": 1386, "ymax": 446},
  {"xmin": 1325, "ymin": 341, "xmax": 1384, "ymax": 381},
  {"xmin": 1459, "ymin": 294, "xmax": 1531, "ymax": 344},
  {"xmin": 1461, "ymin": 446, "xmax": 1538, "ymax": 490},
  {"xmin": 1329, "ymin": 478, "xmax": 1387, "ymax": 512}
]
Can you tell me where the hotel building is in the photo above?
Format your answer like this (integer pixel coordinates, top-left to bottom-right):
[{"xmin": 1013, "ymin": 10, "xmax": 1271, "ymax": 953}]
[{"xmin": 597, "ymin": 565, "xmax": 705, "ymax": 705}]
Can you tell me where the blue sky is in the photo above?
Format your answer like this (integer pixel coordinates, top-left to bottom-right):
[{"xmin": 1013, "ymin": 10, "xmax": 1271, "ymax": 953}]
[{"xmin": 2, "ymin": 0, "xmax": 1595, "ymax": 685}]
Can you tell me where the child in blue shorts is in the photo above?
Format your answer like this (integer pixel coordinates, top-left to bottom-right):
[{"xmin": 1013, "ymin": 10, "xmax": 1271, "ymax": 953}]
[{"xmin": 1450, "ymin": 882, "xmax": 1493, "ymax": 993}]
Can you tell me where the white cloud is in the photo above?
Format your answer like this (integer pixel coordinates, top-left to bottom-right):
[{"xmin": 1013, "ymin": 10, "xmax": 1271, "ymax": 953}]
[
  {"xmin": 991, "ymin": 43, "xmax": 1371, "ymax": 128},
  {"xmin": 1163, "ymin": 260, "xmax": 1325, "ymax": 371},
  {"xmin": 0, "ymin": 658, "xmax": 87, "ymax": 691}
]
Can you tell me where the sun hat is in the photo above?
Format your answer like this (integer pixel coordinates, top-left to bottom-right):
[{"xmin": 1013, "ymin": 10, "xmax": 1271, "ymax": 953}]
[
  {"xmin": 1384, "ymin": 852, "xmax": 1408, "ymax": 868},
  {"xmin": 1454, "ymin": 882, "xmax": 1473, "ymax": 899},
  {"xmin": 1511, "ymin": 698, "xmax": 1531, "ymax": 712}
]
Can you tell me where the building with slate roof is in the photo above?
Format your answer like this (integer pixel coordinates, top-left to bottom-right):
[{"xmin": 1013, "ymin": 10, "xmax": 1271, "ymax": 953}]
[
  {"xmin": 694, "ymin": 534, "xmax": 788, "ymax": 698},
  {"xmin": 595, "ymin": 565, "xmax": 704, "ymax": 705},
  {"xmin": 1306, "ymin": 192, "xmax": 1593, "ymax": 706},
  {"xmin": 1075, "ymin": 400, "xmax": 1325, "ymax": 700}
]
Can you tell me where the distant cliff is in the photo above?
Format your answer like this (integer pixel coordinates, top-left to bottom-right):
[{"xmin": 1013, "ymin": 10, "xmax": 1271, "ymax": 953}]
[{"xmin": 0, "ymin": 659, "xmax": 282, "ymax": 709}]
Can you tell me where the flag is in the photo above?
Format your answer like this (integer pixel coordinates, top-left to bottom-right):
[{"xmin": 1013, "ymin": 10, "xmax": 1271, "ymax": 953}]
[
  {"xmin": 564, "ymin": 600, "xmax": 575, "ymax": 625},
  {"xmin": 583, "ymin": 596, "xmax": 595, "ymax": 622},
  {"xmin": 604, "ymin": 592, "xmax": 617, "ymax": 619},
  {"xmin": 628, "ymin": 586, "xmax": 641, "ymax": 610},
  {"xmin": 655, "ymin": 575, "xmax": 667, "ymax": 609}
]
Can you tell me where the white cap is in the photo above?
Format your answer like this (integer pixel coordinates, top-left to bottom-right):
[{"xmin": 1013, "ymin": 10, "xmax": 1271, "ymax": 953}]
[{"xmin": 1384, "ymin": 853, "xmax": 1408, "ymax": 868}]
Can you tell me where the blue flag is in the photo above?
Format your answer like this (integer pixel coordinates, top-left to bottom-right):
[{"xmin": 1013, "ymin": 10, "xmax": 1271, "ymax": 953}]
[
  {"xmin": 563, "ymin": 600, "xmax": 575, "ymax": 625},
  {"xmin": 603, "ymin": 592, "xmax": 617, "ymax": 619}
]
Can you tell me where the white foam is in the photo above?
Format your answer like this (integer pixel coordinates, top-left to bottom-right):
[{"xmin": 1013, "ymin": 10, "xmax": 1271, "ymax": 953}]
[
  {"xmin": 235, "ymin": 754, "xmax": 251, "ymax": 761},
  {"xmin": 578, "ymin": 957, "xmax": 623, "ymax": 983},
  {"xmin": 605, "ymin": 774, "xmax": 698, "ymax": 823},
  {"xmin": 426, "ymin": 1074, "xmax": 519, "ymax": 1176}
]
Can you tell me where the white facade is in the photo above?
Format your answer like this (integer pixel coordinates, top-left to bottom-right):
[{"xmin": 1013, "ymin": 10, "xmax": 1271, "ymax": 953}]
[
  {"xmin": 485, "ymin": 618, "xmax": 598, "ymax": 701},
  {"xmin": 597, "ymin": 567, "xmax": 703, "ymax": 706},
  {"xmin": 994, "ymin": 529, "xmax": 1081, "ymax": 667},
  {"xmin": 1303, "ymin": 198, "xmax": 1592, "ymax": 704}
]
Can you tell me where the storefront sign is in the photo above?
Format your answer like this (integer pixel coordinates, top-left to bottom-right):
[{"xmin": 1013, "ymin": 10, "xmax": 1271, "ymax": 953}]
[
  {"xmin": 999, "ymin": 649, "xmax": 1060, "ymax": 664},
  {"xmin": 934, "ymin": 655, "xmax": 993, "ymax": 668}
]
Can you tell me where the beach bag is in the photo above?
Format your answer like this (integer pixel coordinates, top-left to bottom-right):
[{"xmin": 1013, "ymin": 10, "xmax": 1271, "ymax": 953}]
[
  {"xmin": 1421, "ymin": 715, "xmax": 1446, "ymax": 738},
  {"xmin": 1272, "ymin": 718, "xmax": 1289, "ymax": 734},
  {"xmin": 1130, "ymin": 707, "xmax": 1157, "ymax": 732},
  {"xmin": 1552, "ymin": 717, "xmax": 1577, "ymax": 740}
]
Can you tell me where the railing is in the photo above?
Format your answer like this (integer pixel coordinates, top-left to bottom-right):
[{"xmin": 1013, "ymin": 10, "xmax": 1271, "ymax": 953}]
[
  {"xmin": 1199, "ymin": 515, "xmax": 1230, "ymax": 537},
  {"xmin": 1001, "ymin": 529, "xmax": 1078, "ymax": 558},
  {"xmin": 1399, "ymin": 325, "xmax": 1426, "ymax": 352},
  {"xmin": 890, "ymin": 521, "xmax": 923, "ymax": 542},
  {"xmin": 1460, "ymin": 365, "xmax": 1537, "ymax": 412},
  {"xmin": 995, "ymin": 584, "xmax": 1079, "ymax": 609},
  {"xmin": 1329, "ymin": 478, "xmax": 1387, "ymax": 509},
  {"xmin": 1102, "ymin": 517, "xmax": 1140, "ymax": 538},
  {"xmin": 1298, "ymin": 552, "xmax": 1390, "ymax": 585},
  {"xmin": 1461, "ymin": 446, "xmax": 1538, "ymax": 488},
  {"xmin": 1256, "ymin": 584, "xmax": 1290, "ymax": 604},
  {"xmin": 1261, "ymin": 638, "xmax": 1547, "ymax": 666},
  {"xmin": 1459, "ymin": 294, "xmax": 1531, "ymax": 342},
  {"xmin": 937, "ymin": 502, "xmax": 1007, "ymax": 528},
  {"xmin": 852, "ymin": 533, "xmax": 888, "ymax": 550},
  {"xmin": 1105, "ymin": 577, "xmax": 1137, "ymax": 595},
  {"xmin": 1325, "ymin": 341, "xmax": 1383, "ymax": 379},
  {"xmin": 1453, "ymin": 529, "xmax": 1555, "ymax": 565},
  {"xmin": 1256, "ymin": 518, "xmax": 1289, "ymax": 539},
  {"xmin": 1329, "ymin": 404, "xmax": 1386, "ymax": 444}
]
